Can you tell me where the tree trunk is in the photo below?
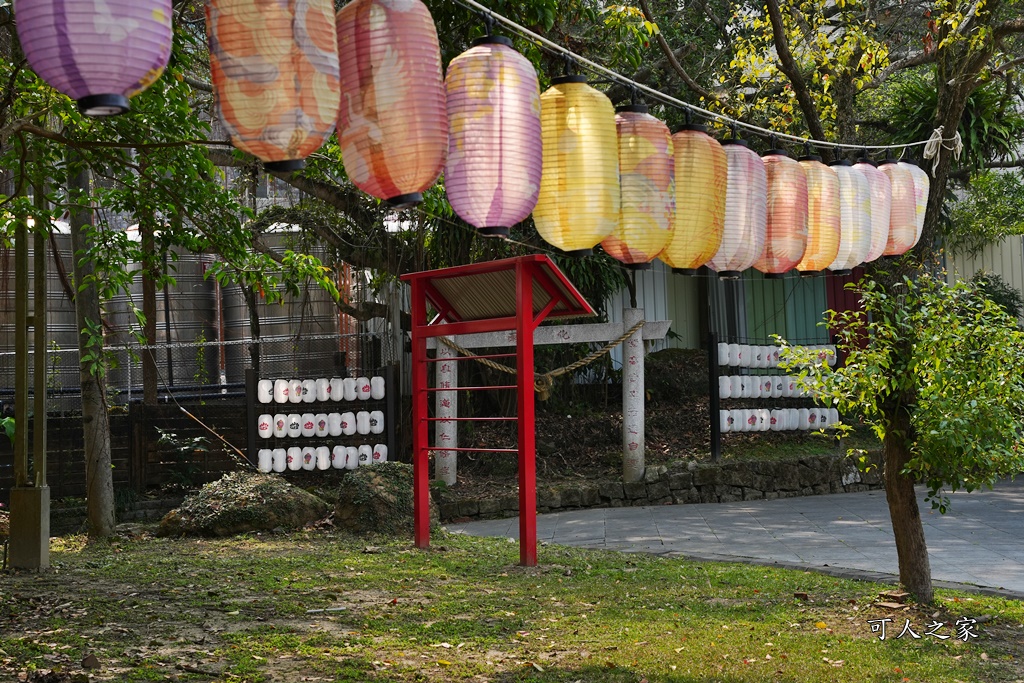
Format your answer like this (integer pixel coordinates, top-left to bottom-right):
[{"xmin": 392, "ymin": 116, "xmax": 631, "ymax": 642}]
[
  {"xmin": 882, "ymin": 406, "xmax": 933, "ymax": 603},
  {"xmin": 68, "ymin": 162, "xmax": 116, "ymax": 538}
]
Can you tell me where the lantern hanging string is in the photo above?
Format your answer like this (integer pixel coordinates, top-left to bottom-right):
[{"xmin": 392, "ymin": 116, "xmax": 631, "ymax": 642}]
[{"xmin": 452, "ymin": 0, "xmax": 955, "ymax": 154}]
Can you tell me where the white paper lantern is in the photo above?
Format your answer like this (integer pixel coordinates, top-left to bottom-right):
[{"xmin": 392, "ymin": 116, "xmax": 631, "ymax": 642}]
[
  {"xmin": 372, "ymin": 444, "xmax": 388, "ymax": 464},
  {"xmin": 341, "ymin": 411, "xmax": 356, "ymax": 436},
  {"xmin": 272, "ymin": 448, "xmax": 287, "ymax": 473},
  {"xmin": 797, "ymin": 408, "xmax": 811, "ymax": 430},
  {"xmin": 330, "ymin": 377, "xmax": 344, "ymax": 401},
  {"xmin": 301, "ymin": 379, "xmax": 316, "ymax": 403},
  {"xmin": 274, "ymin": 379, "xmax": 290, "ymax": 403},
  {"xmin": 332, "ymin": 445, "xmax": 347, "ymax": 469},
  {"xmin": 358, "ymin": 444, "xmax": 373, "ymax": 466},
  {"xmin": 356, "ymin": 376, "xmax": 372, "ymax": 400},
  {"xmin": 286, "ymin": 379, "xmax": 301, "ymax": 403},
  {"xmin": 257, "ymin": 414, "xmax": 273, "ymax": 439},
  {"xmin": 853, "ymin": 159, "xmax": 892, "ymax": 263},
  {"xmin": 287, "ymin": 446, "xmax": 302, "ymax": 471},
  {"xmin": 717, "ymin": 343, "xmax": 729, "ymax": 366},
  {"xmin": 817, "ymin": 408, "xmax": 830, "ymax": 430},
  {"xmin": 300, "ymin": 413, "xmax": 316, "ymax": 438},
  {"xmin": 807, "ymin": 409, "xmax": 819, "ymax": 430},
  {"xmin": 738, "ymin": 345, "xmax": 751, "ymax": 367},
  {"xmin": 756, "ymin": 408, "xmax": 770, "ymax": 431},
  {"xmin": 345, "ymin": 446, "xmax": 359, "ymax": 470},
  {"xmin": 316, "ymin": 446, "xmax": 331, "ymax": 470},
  {"xmin": 257, "ymin": 449, "xmax": 273, "ymax": 473},
  {"xmin": 720, "ymin": 410, "xmax": 732, "ymax": 433},
  {"xmin": 343, "ymin": 377, "xmax": 358, "ymax": 401},
  {"xmin": 786, "ymin": 408, "xmax": 799, "ymax": 430},
  {"xmin": 739, "ymin": 376, "xmax": 753, "ymax": 399},
  {"xmin": 760, "ymin": 376, "xmax": 774, "ymax": 397},
  {"xmin": 730, "ymin": 376, "xmax": 742, "ymax": 397},
  {"xmin": 771, "ymin": 377, "xmax": 784, "ymax": 399},
  {"xmin": 769, "ymin": 409, "xmax": 784, "ymax": 431},
  {"xmin": 729, "ymin": 409, "xmax": 744, "ymax": 432},
  {"xmin": 316, "ymin": 378, "xmax": 330, "ymax": 402},
  {"xmin": 719, "ymin": 376, "xmax": 732, "ymax": 399},
  {"xmin": 727, "ymin": 343, "xmax": 740, "ymax": 366},
  {"xmin": 752, "ymin": 346, "xmax": 765, "ymax": 368},
  {"xmin": 355, "ymin": 411, "xmax": 370, "ymax": 434},
  {"xmin": 828, "ymin": 408, "xmax": 840, "ymax": 428},
  {"xmin": 301, "ymin": 446, "xmax": 316, "ymax": 470},
  {"xmin": 369, "ymin": 410, "xmax": 384, "ymax": 434},
  {"xmin": 273, "ymin": 414, "xmax": 287, "ymax": 438},
  {"xmin": 287, "ymin": 414, "xmax": 302, "ymax": 438},
  {"xmin": 258, "ymin": 379, "xmax": 274, "ymax": 403},
  {"xmin": 370, "ymin": 376, "xmax": 386, "ymax": 400},
  {"xmin": 744, "ymin": 409, "xmax": 759, "ymax": 432},
  {"xmin": 315, "ymin": 413, "xmax": 329, "ymax": 438},
  {"xmin": 328, "ymin": 413, "xmax": 343, "ymax": 437}
]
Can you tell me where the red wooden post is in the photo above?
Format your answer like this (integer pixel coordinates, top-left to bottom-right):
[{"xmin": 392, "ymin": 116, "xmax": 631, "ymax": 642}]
[
  {"xmin": 516, "ymin": 261, "xmax": 538, "ymax": 566},
  {"xmin": 410, "ymin": 278, "xmax": 431, "ymax": 549}
]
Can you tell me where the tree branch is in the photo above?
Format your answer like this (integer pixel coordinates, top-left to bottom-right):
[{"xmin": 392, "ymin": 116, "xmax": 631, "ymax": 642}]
[
  {"xmin": 763, "ymin": 0, "xmax": 827, "ymax": 141},
  {"xmin": 861, "ymin": 50, "xmax": 937, "ymax": 90},
  {"xmin": 637, "ymin": 0, "xmax": 718, "ymax": 102},
  {"xmin": 994, "ymin": 18, "xmax": 1024, "ymax": 39}
]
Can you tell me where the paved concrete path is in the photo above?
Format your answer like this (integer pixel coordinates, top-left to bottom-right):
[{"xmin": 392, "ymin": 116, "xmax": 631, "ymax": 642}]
[{"xmin": 449, "ymin": 478, "xmax": 1024, "ymax": 598}]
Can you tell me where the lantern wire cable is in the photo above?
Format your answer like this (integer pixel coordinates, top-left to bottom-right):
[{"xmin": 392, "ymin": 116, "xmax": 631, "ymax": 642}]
[{"xmin": 452, "ymin": 0, "xmax": 945, "ymax": 154}]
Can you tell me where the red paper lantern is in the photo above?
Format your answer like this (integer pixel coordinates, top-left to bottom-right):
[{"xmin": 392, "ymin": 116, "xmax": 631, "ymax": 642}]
[
  {"xmin": 755, "ymin": 150, "xmax": 808, "ymax": 277},
  {"xmin": 878, "ymin": 160, "xmax": 919, "ymax": 256},
  {"xmin": 601, "ymin": 105, "xmax": 674, "ymax": 267},
  {"xmin": 444, "ymin": 36, "xmax": 541, "ymax": 238},
  {"xmin": 336, "ymin": 0, "xmax": 448, "ymax": 207},
  {"xmin": 796, "ymin": 155, "xmax": 840, "ymax": 273},
  {"xmin": 660, "ymin": 126, "xmax": 727, "ymax": 274},
  {"xmin": 207, "ymin": 0, "xmax": 340, "ymax": 171},
  {"xmin": 853, "ymin": 159, "xmax": 892, "ymax": 263},
  {"xmin": 709, "ymin": 139, "xmax": 766, "ymax": 278}
]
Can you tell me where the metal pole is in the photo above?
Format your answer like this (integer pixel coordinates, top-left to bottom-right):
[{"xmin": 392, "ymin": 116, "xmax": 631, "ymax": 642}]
[
  {"xmin": 516, "ymin": 261, "xmax": 537, "ymax": 567},
  {"xmin": 709, "ymin": 331, "xmax": 721, "ymax": 462}
]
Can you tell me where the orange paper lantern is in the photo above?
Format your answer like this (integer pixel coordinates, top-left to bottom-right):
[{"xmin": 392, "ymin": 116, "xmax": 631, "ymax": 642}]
[
  {"xmin": 878, "ymin": 160, "xmax": 919, "ymax": 256},
  {"xmin": 207, "ymin": 0, "xmax": 340, "ymax": 171},
  {"xmin": 533, "ymin": 77, "xmax": 619, "ymax": 255},
  {"xmin": 601, "ymin": 105, "xmax": 674, "ymax": 267},
  {"xmin": 796, "ymin": 155, "xmax": 840, "ymax": 273},
  {"xmin": 660, "ymin": 125, "xmax": 727, "ymax": 274},
  {"xmin": 755, "ymin": 150, "xmax": 808, "ymax": 277},
  {"xmin": 709, "ymin": 139, "xmax": 766, "ymax": 278},
  {"xmin": 336, "ymin": 0, "xmax": 448, "ymax": 207},
  {"xmin": 828, "ymin": 160, "xmax": 872, "ymax": 274},
  {"xmin": 853, "ymin": 159, "xmax": 892, "ymax": 263}
]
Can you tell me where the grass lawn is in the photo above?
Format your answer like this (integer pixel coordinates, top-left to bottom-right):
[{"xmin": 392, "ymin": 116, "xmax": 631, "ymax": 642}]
[{"xmin": 1, "ymin": 529, "xmax": 1021, "ymax": 682}]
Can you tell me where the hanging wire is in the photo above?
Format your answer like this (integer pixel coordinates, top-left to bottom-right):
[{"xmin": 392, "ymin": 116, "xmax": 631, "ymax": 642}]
[{"xmin": 451, "ymin": 0, "xmax": 942, "ymax": 153}]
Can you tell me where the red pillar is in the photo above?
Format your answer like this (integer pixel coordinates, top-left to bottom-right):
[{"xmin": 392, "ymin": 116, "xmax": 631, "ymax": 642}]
[
  {"xmin": 410, "ymin": 279, "xmax": 431, "ymax": 549},
  {"xmin": 516, "ymin": 261, "xmax": 538, "ymax": 566}
]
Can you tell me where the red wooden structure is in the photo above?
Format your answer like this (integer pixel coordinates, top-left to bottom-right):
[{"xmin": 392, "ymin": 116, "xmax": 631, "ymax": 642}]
[{"xmin": 402, "ymin": 255, "xmax": 594, "ymax": 566}]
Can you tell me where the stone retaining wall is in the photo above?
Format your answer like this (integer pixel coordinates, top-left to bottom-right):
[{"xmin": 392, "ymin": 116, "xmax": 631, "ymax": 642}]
[{"xmin": 436, "ymin": 455, "xmax": 882, "ymax": 522}]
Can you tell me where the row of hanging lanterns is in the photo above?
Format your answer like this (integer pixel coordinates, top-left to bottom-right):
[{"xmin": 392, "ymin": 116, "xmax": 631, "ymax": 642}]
[{"xmin": 18, "ymin": 0, "xmax": 930, "ymax": 275}]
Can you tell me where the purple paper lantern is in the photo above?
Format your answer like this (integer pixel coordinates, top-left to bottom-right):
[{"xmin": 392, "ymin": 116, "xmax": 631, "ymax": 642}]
[
  {"xmin": 444, "ymin": 36, "xmax": 541, "ymax": 238},
  {"xmin": 16, "ymin": 0, "xmax": 173, "ymax": 116}
]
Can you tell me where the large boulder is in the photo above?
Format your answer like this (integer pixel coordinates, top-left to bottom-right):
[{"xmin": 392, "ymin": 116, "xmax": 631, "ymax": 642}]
[
  {"xmin": 158, "ymin": 471, "xmax": 330, "ymax": 537},
  {"xmin": 315, "ymin": 462, "xmax": 437, "ymax": 535}
]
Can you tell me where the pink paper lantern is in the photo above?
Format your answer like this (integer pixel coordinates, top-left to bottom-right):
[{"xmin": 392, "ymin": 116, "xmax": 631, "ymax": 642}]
[
  {"xmin": 709, "ymin": 139, "xmax": 766, "ymax": 278},
  {"xmin": 16, "ymin": 0, "xmax": 173, "ymax": 116},
  {"xmin": 207, "ymin": 0, "xmax": 341, "ymax": 171},
  {"xmin": 796, "ymin": 155, "xmax": 840, "ymax": 273},
  {"xmin": 828, "ymin": 160, "xmax": 872, "ymax": 274},
  {"xmin": 444, "ymin": 36, "xmax": 541, "ymax": 238},
  {"xmin": 336, "ymin": 0, "xmax": 448, "ymax": 207},
  {"xmin": 853, "ymin": 159, "xmax": 892, "ymax": 263},
  {"xmin": 899, "ymin": 161, "xmax": 930, "ymax": 244},
  {"xmin": 755, "ymin": 150, "xmax": 808, "ymax": 277},
  {"xmin": 602, "ymin": 105, "xmax": 675, "ymax": 267},
  {"xmin": 878, "ymin": 160, "xmax": 919, "ymax": 255}
]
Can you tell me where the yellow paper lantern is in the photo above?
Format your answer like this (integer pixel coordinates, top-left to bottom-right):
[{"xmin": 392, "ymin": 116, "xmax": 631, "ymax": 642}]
[
  {"xmin": 709, "ymin": 139, "xmax": 766, "ymax": 278},
  {"xmin": 755, "ymin": 150, "xmax": 808, "ymax": 277},
  {"xmin": 601, "ymin": 105, "xmax": 674, "ymax": 267},
  {"xmin": 533, "ymin": 76, "xmax": 619, "ymax": 255},
  {"xmin": 878, "ymin": 160, "xmax": 919, "ymax": 256},
  {"xmin": 828, "ymin": 160, "xmax": 872, "ymax": 274},
  {"xmin": 796, "ymin": 155, "xmax": 840, "ymax": 273},
  {"xmin": 660, "ymin": 125, "xmax": 727, "ymax": 274}
]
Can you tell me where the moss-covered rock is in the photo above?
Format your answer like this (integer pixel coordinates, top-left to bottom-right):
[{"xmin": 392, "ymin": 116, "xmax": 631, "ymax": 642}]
[
  {"xmin": 315, "ymin": 462, "xmax": 437, "ymax": 536},
  {"xmin": 157, "ymin": 471, "xmax": 330, "ymax": 537}
]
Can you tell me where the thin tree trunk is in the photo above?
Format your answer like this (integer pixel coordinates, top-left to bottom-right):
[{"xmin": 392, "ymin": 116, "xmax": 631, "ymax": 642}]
[
  {"xmin": 68, "ymin": 162, "xmax": 116, "ymax": 538},
  {"xmin": 883, "ymin": 407, "xmax": 933, "ymax": 603}
]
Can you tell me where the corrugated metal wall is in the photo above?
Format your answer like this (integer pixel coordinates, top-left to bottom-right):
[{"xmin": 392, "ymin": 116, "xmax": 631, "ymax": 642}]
[{"xmin": 944, "ymin": 236, "xmax": 1024, "ymax": 292}]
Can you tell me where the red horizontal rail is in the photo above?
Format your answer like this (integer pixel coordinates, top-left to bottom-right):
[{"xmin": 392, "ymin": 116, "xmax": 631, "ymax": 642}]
[
  {"xmin": 428, "ymin": 446, "xmax": 519, "ymax": 453},
  {"xmin": 424, "ymin": 385, "xmax": 517, "ymax": 392},
  {"xmin": 424, "ymin": 352, "xmax": 517, "ymax": 362},
  {"xmin": 425, "ymin": 416, "xmax": 518, "ymax": 422}
]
